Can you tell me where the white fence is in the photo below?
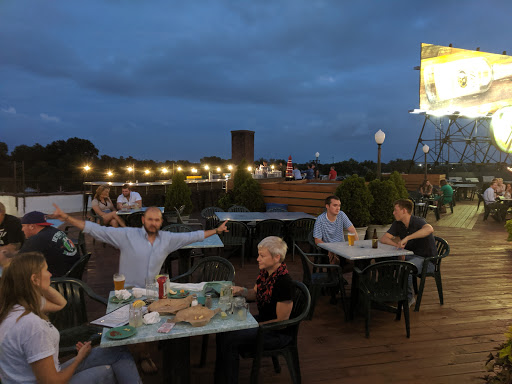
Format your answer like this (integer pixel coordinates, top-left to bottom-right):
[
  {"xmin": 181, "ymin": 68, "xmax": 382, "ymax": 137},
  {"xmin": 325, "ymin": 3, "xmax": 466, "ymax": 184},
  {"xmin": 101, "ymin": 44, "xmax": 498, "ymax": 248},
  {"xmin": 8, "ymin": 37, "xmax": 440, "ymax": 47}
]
[{"xmin": 0, "ymin": 193, "xmax": 87, "ymax": 217}]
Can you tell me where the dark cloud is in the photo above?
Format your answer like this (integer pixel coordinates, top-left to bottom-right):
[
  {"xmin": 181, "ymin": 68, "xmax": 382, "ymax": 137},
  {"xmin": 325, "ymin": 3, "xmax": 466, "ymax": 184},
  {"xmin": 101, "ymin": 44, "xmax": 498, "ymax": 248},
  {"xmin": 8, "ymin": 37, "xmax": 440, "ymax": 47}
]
[{"xmin": 1, "ymin": 0, "xmax": 512, "ymax": 162}]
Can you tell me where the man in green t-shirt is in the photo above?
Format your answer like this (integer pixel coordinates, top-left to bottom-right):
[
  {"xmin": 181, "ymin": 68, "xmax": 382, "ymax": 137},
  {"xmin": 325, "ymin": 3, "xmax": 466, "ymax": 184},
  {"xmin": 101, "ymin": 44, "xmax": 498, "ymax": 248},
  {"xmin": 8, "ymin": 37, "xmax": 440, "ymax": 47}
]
[{"xmin": 436, "ymin": 179, "xmax": 453, "ymax": 213}]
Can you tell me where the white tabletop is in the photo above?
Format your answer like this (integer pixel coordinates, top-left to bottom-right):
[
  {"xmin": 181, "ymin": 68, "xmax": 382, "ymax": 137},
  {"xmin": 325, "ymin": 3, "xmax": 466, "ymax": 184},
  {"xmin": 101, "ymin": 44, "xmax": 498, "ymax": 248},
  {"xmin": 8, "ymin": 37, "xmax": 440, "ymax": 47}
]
[
  {"xmin": 116, "ymin": 207, "xmax": 165, "ymax": 215},
  {"xmin": 215, "ymin": 211, "xmax": 316, "ymax": 222},
  {"xmin": 181, "ymin": 234, "xmax": 224, "ymax": 249},
  {"xmin": 318, "ymin": 240, "xmax": 413, "ymax": 261},
  {"xmin": 100, "ymin": 294, "xmax": 258, "ymax": 347}
]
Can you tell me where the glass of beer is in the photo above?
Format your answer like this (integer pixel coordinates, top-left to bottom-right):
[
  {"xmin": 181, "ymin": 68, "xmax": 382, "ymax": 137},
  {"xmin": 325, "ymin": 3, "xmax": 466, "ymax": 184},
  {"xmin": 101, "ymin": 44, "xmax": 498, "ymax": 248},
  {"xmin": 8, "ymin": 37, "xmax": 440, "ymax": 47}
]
[
  {"xmin": 113, "ymin": 273, "xmax": 125, "ymax": 290},
  {"xmin": 347, "ymin": 233, "xmax": 355, "ymax": 246}
]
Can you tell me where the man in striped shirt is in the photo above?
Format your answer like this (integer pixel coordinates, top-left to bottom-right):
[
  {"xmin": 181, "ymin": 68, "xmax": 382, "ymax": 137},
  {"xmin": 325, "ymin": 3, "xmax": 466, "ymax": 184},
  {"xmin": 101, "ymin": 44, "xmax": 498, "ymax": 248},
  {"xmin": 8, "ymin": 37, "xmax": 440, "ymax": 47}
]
[{"xmin": 313, "ymin": 195, "xmax": 358, "ymax": 264}]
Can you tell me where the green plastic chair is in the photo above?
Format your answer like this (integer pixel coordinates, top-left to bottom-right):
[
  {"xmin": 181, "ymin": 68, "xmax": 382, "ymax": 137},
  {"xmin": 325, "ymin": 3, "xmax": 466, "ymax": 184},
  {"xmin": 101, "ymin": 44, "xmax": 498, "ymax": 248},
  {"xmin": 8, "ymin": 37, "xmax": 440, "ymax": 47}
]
[
  {"xmin": 220, "ymin": 221, "xmax": 250, "ymax": 267},
  {"xmin": 50, "ymin": 277, "xmax": 107, "ymax": 356},
  {"xmin": 239, "ymin": 281, "xmax": 311, "ymax": 384},
  {"xmin": 228, "ymin": 205, "xmax": 250, "ymax": 212},
  {"xmin": 355, "ymin": 260, "xmax": 418, "ymax": 338},
  {"xmin": 252, "ymin": 219, "xmax": 285, "ymax": 257},
  {"xmin": 170, "ymin": 256, "xmax": 235, "ymax": 367},
  {"xmin": 412, "ymin": 236, "xmax": 450, "ymax": 312},
  {"xmin": 295, "ymin": 244, "xmax": 348, "ymax": 321},
  {"xmin": 63, "ymin": 252, "xmax": 91, "ymax": 280},
  {"xmin": 287, "ymin": 218, "xmax": 316, "ymax": 261}
]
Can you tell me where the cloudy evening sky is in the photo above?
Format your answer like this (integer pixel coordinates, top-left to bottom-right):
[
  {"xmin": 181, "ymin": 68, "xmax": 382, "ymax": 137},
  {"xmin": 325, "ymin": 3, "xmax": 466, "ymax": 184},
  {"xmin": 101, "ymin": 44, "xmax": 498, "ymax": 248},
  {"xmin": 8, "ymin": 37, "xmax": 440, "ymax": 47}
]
[{"xmin": 2, "ymin": 0, "xmax": 512, "ymax": 164}]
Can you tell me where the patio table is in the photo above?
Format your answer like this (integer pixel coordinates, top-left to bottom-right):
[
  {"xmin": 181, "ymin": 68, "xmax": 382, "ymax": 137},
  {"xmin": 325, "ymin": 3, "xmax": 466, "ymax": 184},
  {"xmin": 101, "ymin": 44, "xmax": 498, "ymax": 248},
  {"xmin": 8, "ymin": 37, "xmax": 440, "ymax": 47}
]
[
  {"xmin": 450, "ymin": 183, "xmax": 477, "ymax": 201},
  {"xmin": 100, "ymin": 292, "xmax": 258, "ymax": 384},
  {"xmin": 215, "ymin": 211, "xmax": 316, "ymax": 222},
  {"xmin": 318, "ymin": 240, "xmax": 413, "ymax": 319},
  {"xmin": 115, "ymin": 206, "xmax": 165, "ymax": 215}
]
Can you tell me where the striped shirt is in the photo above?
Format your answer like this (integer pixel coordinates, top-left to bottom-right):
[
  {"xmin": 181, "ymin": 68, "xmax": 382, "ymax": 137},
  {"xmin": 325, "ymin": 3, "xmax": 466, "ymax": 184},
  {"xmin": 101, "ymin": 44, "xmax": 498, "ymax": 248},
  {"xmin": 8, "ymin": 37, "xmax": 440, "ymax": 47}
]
[{"xmin": 313, "ymin": 211, "xmax": 353, "ymax": 243}]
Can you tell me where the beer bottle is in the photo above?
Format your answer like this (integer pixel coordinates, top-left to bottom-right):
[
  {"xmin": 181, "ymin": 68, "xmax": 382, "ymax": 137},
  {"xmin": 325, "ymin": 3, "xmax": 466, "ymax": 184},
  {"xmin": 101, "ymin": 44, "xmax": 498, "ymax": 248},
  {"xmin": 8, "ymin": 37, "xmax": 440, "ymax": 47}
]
[
  {"xmin": 372, "ymin": 229, "xmax": 378, "ymax": 249},
  {"xmin": 423, "ymin": 57, "xmax": 512, "ymax": 106}
]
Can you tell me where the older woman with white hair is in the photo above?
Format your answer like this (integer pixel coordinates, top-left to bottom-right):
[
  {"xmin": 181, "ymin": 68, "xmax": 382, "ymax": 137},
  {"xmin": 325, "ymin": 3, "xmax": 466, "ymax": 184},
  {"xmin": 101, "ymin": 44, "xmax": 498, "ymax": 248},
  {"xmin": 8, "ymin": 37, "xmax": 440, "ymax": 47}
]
[{"xmin": 215, "ymin": 236, "xmax": 294, "ymax": 384}]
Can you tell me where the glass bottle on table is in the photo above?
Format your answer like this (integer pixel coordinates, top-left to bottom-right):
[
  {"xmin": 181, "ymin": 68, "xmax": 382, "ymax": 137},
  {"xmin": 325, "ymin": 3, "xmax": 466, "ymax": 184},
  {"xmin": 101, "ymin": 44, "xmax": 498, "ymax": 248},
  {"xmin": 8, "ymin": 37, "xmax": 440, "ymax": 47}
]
[{"xmin": 372, "ymin": 229, "xmax": 378, "ymax": 249}]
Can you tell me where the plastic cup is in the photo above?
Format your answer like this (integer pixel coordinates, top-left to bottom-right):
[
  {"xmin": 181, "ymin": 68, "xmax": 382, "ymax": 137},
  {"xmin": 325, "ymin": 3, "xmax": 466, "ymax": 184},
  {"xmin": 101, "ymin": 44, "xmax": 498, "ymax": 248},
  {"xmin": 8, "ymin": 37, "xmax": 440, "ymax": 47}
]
[
  {"xmin": 235, "ymin": 303, "xmax": 248, "ymax": 321},
  {"xmin": 347, "ymin": 233, "xmax": 355, "ymax": 246},
  {"xmin": 145, "ymin": 278, "xmax": 158, "ymax": 303},
  {"xmin": 113, "ymin": 273, "xmax": 125, "ymax": 290},
  {"xmin": 129, "ymin": 306, "xmax": 143, "ymax": 327}
]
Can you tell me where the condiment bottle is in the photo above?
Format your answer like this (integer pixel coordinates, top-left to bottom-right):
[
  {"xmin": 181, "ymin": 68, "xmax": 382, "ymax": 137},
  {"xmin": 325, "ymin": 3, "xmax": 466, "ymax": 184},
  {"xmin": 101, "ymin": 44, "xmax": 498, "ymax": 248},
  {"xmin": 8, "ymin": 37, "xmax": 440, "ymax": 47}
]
[
  {"xmin": 372, "ymin": 228, "xmax": 378, "ymax": 249},
  {"xmin": 191, "ymin": 294, "xmax": 198, "ymax": 307},
  {"xmin": 157, "ymin": 276, "xmax": 167, "ymax": 299},
  {"xmin": 205, "ymin": 294, "xmax": 213, "ymax": 309}
]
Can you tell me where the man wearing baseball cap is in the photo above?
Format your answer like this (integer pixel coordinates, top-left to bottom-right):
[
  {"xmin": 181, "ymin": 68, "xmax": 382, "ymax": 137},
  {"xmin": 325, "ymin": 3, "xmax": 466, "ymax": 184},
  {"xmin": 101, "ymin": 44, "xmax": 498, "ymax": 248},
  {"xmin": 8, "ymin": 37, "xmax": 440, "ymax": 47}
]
[{"xmin": 18, "ymin": 211, "xmax": 79, "ymax": 277}]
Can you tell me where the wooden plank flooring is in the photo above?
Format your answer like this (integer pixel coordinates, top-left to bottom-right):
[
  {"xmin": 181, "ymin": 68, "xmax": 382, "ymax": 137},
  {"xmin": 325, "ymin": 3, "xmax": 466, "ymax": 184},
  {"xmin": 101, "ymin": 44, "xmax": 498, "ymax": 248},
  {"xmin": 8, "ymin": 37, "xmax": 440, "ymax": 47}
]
[{"xmin": 73, "ymin": 200, "xmax": 512, "ymax": 383}]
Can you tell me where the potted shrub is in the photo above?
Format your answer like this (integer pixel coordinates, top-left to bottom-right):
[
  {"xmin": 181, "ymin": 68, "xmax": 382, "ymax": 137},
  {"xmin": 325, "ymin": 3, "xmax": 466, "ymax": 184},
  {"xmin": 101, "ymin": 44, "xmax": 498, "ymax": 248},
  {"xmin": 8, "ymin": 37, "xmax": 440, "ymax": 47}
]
[
  {"xmin": 506, "ymin": 219, "xmax": 512, "ymax": 242},
  {"xmin": 218, "ymin": 160, "xmax": 265, "ymax": 212},
  {"xmin": 335, "ymin": 174, "xmax": 373, "ymax": 240},
  {"xmin": 367, "ymin": 179, "xmax": 399, "ymax": 239},
  {"xmin": 483, "ymin": 325, "xmax": 512, "ymax": 383},
  {"xmin": 388, "ymin": 171, "xmax": 410, "ymax": 199},
  {"xmin": 165, "ymin": 171, "xmax": 193, "ymax": 217}
]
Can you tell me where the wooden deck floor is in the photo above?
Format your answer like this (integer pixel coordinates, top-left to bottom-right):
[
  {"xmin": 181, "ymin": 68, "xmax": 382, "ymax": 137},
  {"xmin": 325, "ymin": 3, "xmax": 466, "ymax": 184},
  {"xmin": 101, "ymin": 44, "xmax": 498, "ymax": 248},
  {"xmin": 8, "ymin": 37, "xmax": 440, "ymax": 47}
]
[{"xmin": 74, "ymin": 200, "xmax": 512, "ymax": 383}]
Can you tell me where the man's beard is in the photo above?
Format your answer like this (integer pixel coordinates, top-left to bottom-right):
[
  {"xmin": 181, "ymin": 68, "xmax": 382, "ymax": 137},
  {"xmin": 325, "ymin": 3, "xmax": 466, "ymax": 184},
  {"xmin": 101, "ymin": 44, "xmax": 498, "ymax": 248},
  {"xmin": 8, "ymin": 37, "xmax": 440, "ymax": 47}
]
[{"xmin": 144, "ymin": 224, "xmax": 159, "ymax": 235}]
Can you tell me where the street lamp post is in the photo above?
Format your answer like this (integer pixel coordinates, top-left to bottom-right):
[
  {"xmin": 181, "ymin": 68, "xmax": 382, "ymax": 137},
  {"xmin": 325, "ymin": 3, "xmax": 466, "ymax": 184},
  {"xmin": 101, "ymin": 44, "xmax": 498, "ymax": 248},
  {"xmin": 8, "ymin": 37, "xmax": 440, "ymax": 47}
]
[
  {"xmin": 374, "ymin": 130, "xmax": 385, "ymax": 180},
  {"xmin": 315, "ymin": 152, "xmax": 320, "ymax": 165},
  {"xmin": 422, "ymin": 144, "xmax": 430, "ymax": 181}
]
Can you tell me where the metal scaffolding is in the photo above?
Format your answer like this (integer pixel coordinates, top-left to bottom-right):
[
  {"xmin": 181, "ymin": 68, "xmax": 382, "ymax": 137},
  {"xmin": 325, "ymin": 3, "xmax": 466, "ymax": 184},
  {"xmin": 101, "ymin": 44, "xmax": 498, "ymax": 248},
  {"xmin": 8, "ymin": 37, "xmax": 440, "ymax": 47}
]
[{"xmin": 409, "ymin": 113, "xmax": 510, "ymax": 168}]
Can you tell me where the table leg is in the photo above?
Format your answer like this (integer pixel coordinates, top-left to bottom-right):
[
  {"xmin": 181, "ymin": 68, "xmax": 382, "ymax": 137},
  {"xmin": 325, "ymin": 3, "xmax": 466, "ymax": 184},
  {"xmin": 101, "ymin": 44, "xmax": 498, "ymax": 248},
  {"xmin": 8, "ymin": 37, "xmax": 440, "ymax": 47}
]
[
  {"xmin": 162, "ymin": 337, "xmax": 190, "ymax": 384},
  {"xmin": 349, "ymin": 269, "xmax": 358, "ymax": 321}
]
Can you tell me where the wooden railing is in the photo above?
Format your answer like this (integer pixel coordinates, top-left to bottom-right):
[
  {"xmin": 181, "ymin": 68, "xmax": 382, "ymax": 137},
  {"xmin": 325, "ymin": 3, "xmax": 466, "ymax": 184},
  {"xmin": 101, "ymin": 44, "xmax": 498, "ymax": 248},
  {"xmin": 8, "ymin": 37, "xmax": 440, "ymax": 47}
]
[{"xmin": 260, "ymin": 181, "xmax": 340, "ymax": 215}]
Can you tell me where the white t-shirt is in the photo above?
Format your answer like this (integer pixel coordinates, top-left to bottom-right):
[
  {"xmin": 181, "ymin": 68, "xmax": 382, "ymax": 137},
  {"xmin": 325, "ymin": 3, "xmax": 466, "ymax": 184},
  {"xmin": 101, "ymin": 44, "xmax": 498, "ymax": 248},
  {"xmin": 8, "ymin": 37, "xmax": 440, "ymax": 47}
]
[
  {"xmin": 117, "ymin": 191, "xmax": 142, "ymax": 206},
  {"xmin": 0, "ymin": 304, "xmax": 60, "ymax": 384}
]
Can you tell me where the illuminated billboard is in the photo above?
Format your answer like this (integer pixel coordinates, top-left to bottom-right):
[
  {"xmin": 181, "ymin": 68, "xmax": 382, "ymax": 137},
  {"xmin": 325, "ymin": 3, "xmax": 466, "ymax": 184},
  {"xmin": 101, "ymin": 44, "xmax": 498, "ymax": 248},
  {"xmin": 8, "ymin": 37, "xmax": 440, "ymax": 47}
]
[
  {"xmin": 420, "ymin": 43, "xmax": 512, "ymax": 153},
  {"xmin": 420, "ymin": 43, "xmax": 512, "ymax": 117}
]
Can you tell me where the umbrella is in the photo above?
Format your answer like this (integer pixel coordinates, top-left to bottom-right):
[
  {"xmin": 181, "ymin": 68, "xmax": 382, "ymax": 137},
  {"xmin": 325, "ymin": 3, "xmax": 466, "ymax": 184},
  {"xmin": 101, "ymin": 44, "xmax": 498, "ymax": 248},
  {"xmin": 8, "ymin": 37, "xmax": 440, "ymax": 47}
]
[{"xmin": 285, "ymin": 155, "xmax": 293, "ymax": 179}]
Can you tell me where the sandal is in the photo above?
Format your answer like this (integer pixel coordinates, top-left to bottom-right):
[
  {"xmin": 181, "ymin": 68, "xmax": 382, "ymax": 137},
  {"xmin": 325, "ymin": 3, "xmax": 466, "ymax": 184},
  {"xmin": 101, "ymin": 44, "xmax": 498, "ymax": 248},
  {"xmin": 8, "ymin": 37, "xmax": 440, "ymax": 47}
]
[{"xmin": 139, "ymin": 353, "xmax": 158, "ymax": 375}]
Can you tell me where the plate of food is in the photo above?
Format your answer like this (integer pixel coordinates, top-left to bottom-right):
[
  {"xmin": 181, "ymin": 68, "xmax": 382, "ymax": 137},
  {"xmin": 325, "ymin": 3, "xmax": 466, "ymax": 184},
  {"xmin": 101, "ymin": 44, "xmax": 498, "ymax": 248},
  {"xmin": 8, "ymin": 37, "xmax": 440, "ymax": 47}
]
[
  {"xmin": 109, "ymin": 295, "xmax": 134, "ymax": 304},
  {"xmin": 106, "ymin": 326, "xmax": 137, "ymax": 339},
  {"xmin": 168, "ymin": 289, "xmax": 190, "ymax": 299}
]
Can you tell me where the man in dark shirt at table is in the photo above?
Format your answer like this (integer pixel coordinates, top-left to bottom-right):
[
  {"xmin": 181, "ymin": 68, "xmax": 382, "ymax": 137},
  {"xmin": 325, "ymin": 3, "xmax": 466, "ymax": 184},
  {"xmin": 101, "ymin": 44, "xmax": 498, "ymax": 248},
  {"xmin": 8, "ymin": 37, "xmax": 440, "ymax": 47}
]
[
  {"xmin": 18, "ymin": 211, "xmax": 79, "ymax": 277},
  {"xmin": 379, "ymin": 199, "xmax": 436, "ymax": 308}
]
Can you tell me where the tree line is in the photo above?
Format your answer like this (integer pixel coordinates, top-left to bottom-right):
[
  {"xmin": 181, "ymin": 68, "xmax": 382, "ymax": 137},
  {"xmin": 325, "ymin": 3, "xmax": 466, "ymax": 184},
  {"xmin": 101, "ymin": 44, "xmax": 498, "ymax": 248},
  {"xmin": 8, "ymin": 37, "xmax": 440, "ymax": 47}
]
[{"xmin": 0, "ymin": 137, "xmax": 507, "ymax": 193}]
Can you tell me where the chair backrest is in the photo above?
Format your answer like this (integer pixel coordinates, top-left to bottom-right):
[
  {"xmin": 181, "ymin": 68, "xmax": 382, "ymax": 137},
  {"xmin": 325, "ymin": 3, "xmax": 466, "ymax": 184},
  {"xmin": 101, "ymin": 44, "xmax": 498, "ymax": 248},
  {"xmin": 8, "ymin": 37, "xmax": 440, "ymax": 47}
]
[
  {"xmin": 76, "ymin": 231, "xmax": 87, "ymax": 256},
  {"xmin": 49, "ymin": 277, "xmax": 107, "ymax": 331},
  {"xmin": 267, "ymin": 207, "xmax": 287, "ymax": 213},
  {"xmin": 64, "ymin": 252, "xmax": 91, "ymax": 280},
  {"xmin": 172, "ymin": 256, "xmax": 235, "ymax": 283},
  {"xmin": 288, "ymin": 218, "xmax": 316, "ymax": 242},
  {"xmin": 162, "ymin": 223, "xmax": 192, "ymax": 233},
  {"xmin": 255, "ymin": 219, "xmax": 285, "ymax": 241},
  {"xmin": 307, "ymin": 231, "xmax": 325, "ymax": 253},
  {"xmin": 359, "ymin": 260, "xmax": 417, "ymax": 302},
  {"xmin": 295, "ymin": 244, "xmax": 314, "ymax": 286},
  {"xmin": 408, "ymin": 191, "xmax": 422, "ymax": 202},
  {"xmin": 433, "ymin": 236, "xmax": 450, "ymax": 271},
  {"xmin": 220, "ymin": 221, "xmax": 250, "ymax": 246},
  {"xmin": 228, "ymin": 205, "xmax": 250, "ymax": 212},
  {"xmin": 287, "ymin": 281, "xmax": 312, "ymax": 339},
  {"xmin": 126, "ymin": 211, "xmax": 145, "ymax": 227},
  {"xmin": 201, "ymin": 206, "xmax": 224, "ymax": 219}
]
